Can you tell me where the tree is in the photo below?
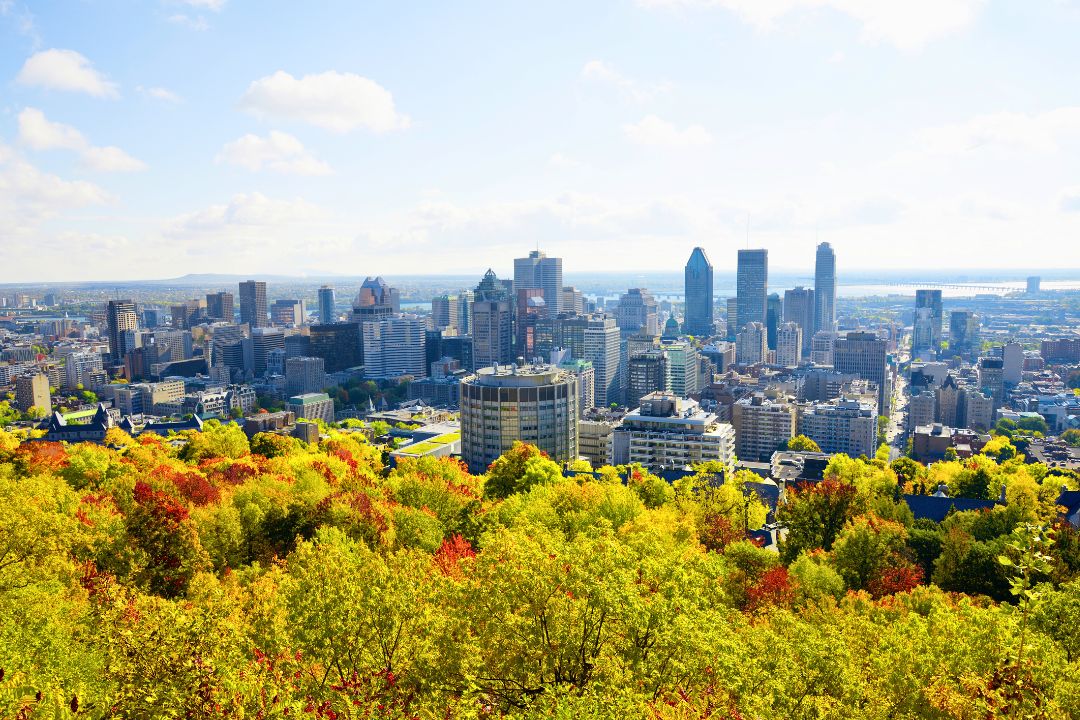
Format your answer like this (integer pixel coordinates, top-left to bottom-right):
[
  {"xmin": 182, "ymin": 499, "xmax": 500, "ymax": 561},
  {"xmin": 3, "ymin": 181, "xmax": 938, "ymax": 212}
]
[
  {"xmin": 1061, "ymin": 429, "xmax": 1080, "ymax": 448},
  {"xmin": 787, "ymin": 435, "xmax": 822, "ymax": 452},
  {"xmin": 484, "ymin": 442, "xmax": 564, "ymax": 499},
  {"xmin": 777, "ymin": 478, "xmax": 860, "ymax": 562}
]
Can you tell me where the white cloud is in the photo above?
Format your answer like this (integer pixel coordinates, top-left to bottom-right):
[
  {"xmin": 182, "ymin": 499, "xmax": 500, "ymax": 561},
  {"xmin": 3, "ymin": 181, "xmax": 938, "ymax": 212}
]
[
  {"xmin": 0, "ymin": 143, "xmax": 109, "ymax": 235},
  {"xmin": 1058, "ymin": 187, "xmax": 1080, "ymax": 213},
  {"xmin": 166, "ymin": 192, "xmax": 324, "ymax": 237},
  {"xmin": 623, "ymin": 115, "xmax": 714, "ymax": 148},
  {"xmin": 18, "ymin": 108, "xmax": 147, "ymax": 172},
  {"xmin": 580, "ymin": 60, "xmax": 668, "ymax": 102},
  {"xmin": 239, "ymin": 70, "xmax": 410, "ymax": 133},
  {"xmin": 216, "ymin": 131, "xmax": 332, "ymax": 175},
  {"xmin": 16, "ymin": 49, "xmax": 118, "ymax": 98},
  {"xmin": 915, "ymin": 107, "xmax": 1080, "ymax": 155},
  {"xmin": 174, "ymin": 0, "xmax": 225, "ymax": 10},
  {"xmin": 637, "ymin": 0, "xmax": 985, "ymax": 50},
  {"xmin": 548, "ymin": 152, "xmax": 586, "ymax": 169},
  {"xmin": 137, "ymin": 85, "xmax": 182, "ymax": 103},
  {"xmin": 167, "ymin": 13, "xmax": 208, "ymax": 30}
]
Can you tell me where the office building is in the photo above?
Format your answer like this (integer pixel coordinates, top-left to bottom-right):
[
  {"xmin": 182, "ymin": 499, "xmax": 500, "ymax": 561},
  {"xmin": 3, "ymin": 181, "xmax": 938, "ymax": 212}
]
[
  {"xmin": 205, "ymin": 292, "xmax": 234, "ymax": 322},
  {"xmin": 964, "ymin": 389, "xmax": 995, "ymax": 430},
  {"xmin": 285, "ymin": 356, "xmax": 327, "ymax": 396},
  {"xmin": 948, "ymin": 311, "xmax": 979, "ymax": 355},
  {"xmin": 554, "ymin": 355, "xmax": 595, "ymax": 415},
  {"xmin": 514, "ymin": 250, "xmax": 563, "ymax": 317},
  {"xmin": 170, "ymin": 300, "xmax": 201, "ymax": 330},
  {"xmin": 238, "ymin": 281, "xmax": 268, "ymax": 329},
  {"xmin": 978, "ymin": 357, "xmax": 1005, "ymax": 407},
  {"xmin": 250, "ymin": 328, "xmax": 285, "ymax": 377},
  {"xmin": 766, "ymin": 293, "xmax": 782, "ymax": 349},
  {"xmin": 431, "ymin": 294, "xmax": 461, "ymax": 332},
  {"xmin": 936, "ymin": 375, "xmax": 961, "ymax": 427},
  {"xmin": 776, "ymin": 322, "xmax": 803, "ymax": 368},
  {"xmin": 783, "ymin": 287, "xmax": 815, "ymax": 356},
  {"xmin": 472, "ymin": 269, "xmax": 514, "ymax": 369},
  {"xmin": 14, "ymin": 373, "xmax": 50, "ymax": 414},
  {"xmin": 362, "ymin": 315, "xmax": 428, "ymax": 379},
  {"xmin": 352, "ymin": 277, "xmax": 399, "ymax": 321},
  {"xmin": 628, "ymin": 350, "xmax": 669, "ymax": 408},
  {"xmin": 1027, "ymin": 276, "xmax": 1041, "ymax": 293},
  {"xmin": 106, "ymin": 299, "xmax": 139, "ymax": 364},
  {"xmin": 621, "ymin": 393, "xmax": 735, "ymax": 471},
  {"xmin": 725, "ymin": 297, "xmax": 739, "ymax": 342},
  {"xmin": 736, "ymin": 249, "xmax": 768, "ymax": 330},
  {"xmin": 833, "ymin": 331, "xmax": 890, "ymax": 410},
  {"xmin": 660, "ymin": 339, "xmax": 699, "ymax": 397},
  {"xmin": 733, "ymin": 393, "xmax": 797, "ymax": 463},
  {"xmin": 912, "ymin": 289, "xmax": 943, "ymax": 355},
  {"xmin": 736, "ymin": 322, "xmax": 767, "ymax": 366},
  {"xmin": 286, "ymin": 393, "xmax": 335, "ymax": 424},
  {"xmin": 309, "ymin": 322, "xmax": 361, "ymax": 372},
  {"xmin": 811, "ymin": 330, "xmax": 838, "ymax": 366},
  {"xmin": 615, "ymin": 288, "xmax": 659, "ymax": 337},
  {"xmin": 683, "ymin": 247, "xmax": 714, "ymax": 336},
  {"xmin": 271, "ymin": 299, "xmax": 305, "ymax": 327},
  {"xmin": 813, "ymin": 241, "xmax": 837, "ymax": 333},
  {"xmin": 798, "ymin": 398, "xmax": 877, "ymax": 458},
  {"xmin": 317, "ymin": 286, "xmax": 336, "ymax": 325},
  {"xmin": 561, "ymin": 286, "xmax": 585, "ymax": 315},
  {"xmin": 553, "ymin": 314, "xmax": 622, "ymax": 406},
  {"xmin": 516, "ymin": 288, "xmax": 546, "ymax": 359},
  {"xmin": 1003, "ymin": 342, "xmax": 1023, "ymax": 385},
  {"xmin": 441, "ymin": 335, "xmax": 474, "ymax": 372},
  {"xmin": 460, "ymin": 364, "xmax": 578, "ymax": 472}
]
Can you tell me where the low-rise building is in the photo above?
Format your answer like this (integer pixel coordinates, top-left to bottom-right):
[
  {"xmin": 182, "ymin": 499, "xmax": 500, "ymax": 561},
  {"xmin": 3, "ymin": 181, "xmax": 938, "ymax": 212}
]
[{"xmin": 285, "ymin": 392, "xmax": 335, "ymax": 424}]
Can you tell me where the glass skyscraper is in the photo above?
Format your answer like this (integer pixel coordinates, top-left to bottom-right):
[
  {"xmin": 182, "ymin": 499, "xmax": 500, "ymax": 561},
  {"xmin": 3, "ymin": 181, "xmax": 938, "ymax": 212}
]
[
  {"xmin": 736, "ymin": 249, "xmax": 768, "ymax": 330},
  {"xmin": 814, "ymin": 242, "xmax": 837, "ymax": 333},
  {"xmin": 317, "ymin": 285, "xmax": 336, "ymax": 325},
  {"xmin": 683, "ymin": 247, "xmax": 714, "ymax": 336}
]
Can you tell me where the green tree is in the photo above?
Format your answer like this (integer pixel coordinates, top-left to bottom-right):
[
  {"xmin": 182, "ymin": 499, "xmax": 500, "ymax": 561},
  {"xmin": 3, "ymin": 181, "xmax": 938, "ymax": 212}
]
[
  {"xmin": 787, "ymin": 435, "xmax": 822, "ymax": 452},
  {"xmin": 484, "ymin": 442, "xmax": 564, "ymax": 499}
]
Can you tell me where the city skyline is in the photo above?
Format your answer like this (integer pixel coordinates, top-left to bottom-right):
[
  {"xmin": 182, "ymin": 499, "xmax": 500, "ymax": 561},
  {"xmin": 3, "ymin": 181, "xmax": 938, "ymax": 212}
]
[{"xmin": 4, "ymin": 2, "xmax": 1080, "ymax": 281}]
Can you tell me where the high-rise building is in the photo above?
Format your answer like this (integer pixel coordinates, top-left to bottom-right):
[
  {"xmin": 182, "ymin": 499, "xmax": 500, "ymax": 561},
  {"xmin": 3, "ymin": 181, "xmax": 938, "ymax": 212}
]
[
  {"xmin": 622, "ymin": 393, "xmax": 735, "ymax": 471},
  {"xmin": 733, "ymin": 393, "xmax": 796, "ymax": 462},
  {"xmin": 554, "ymin": 314, "xmax": 622, "ymax": 406},
  {"xmin": 783, "ymin": 287, "xmax": 815, "ymax": 352},
  {"xmin": 776, "ymin": 322, "xmax": 803, "ymax": 368},
  {"xmin": 317, "ymin": 286, "xmax": 336, "ymax": 325},
  {"xmin": 238, "ymin": 281, "xmax": 268, "ymax": 329},
  {"xmin": 362, "ymin": 316, "xmax": 428, "ymax": 379},
  {"xmin": 735, "ymin": 322, "xmax": 767, "ymax": 366},
  {"xmin": 205, "ymin": 292, "xmax": 234, "ymax": 322},
  {"xmin": 309, "ymin": 322, "xmax": 361, "ymax": 372},
  {"xmin": 561, "ymin": 286, "xmax": 585, "ymax": 315},
  {"xmin": 64, "ymin": 351, "xmax": 105, "ymax": 390},
  {"xmin": 978, "ymin": 357, "xmax": 1005, "ymax": 408},
  {"xmin": 515, "ymin": 288, "xmax": 546, "ymax": 359},
  {"xmin": 813, "ymin": 241, "xmax": 836, "ymax": 333},
  {"xmin": 352, "ymin": 277, "xmax": 399, "ymax": 322},
  {"xmin": 514, "ymin": 250, "xmax": 563, "ymax": 317},
  {"xmin": 1003, "ymin": 342, "xmax": 1023, "ymax": 385},
  {"xmin": 736, "ymin": 249, "xmax": 768, "ymax": 330},
  {"xmin": 766, "ymin": 293, "xmax": 782, "ymax": 350},
  {"xmin": 286, "ymin": 393, "xmax": 335, "ymax": 424},
  {"xmin": 614, "ymin": 288, "xmax": 659, "ymax": 337},
  {"xmin": 250, "ymin": 328, "xmax": 285, "ymax": 377},
  {"xmin": 628, "ymin": 349, "xmax": 669, "ymax": 408},
  {"xmin": 833, "ymin": 331, "xmax": 890, "ymax": 410},
  {"xmin": 460, "ymin": 364, "xmax": 578, "ymax": 472},
  {"xmin": 106, "ymin": 299, "xmax": 138, "ymax": 364},
  {"xmin": 811, "ymin": 330, "xmax": 838, "ymax": 366},
  {"xmin": 471, "ymin": 269, "xmax": 514, "ymax": 369},
  {"xmin": 660, "ymin": 339, "xmax": 699, "ymax": 397},
  {"xmin": 285, "ymin": 356, "xmax": 328, "ymax": 396},
  {"xmin": 798, "ymin": 397, "xmax": 876, "ymax": 458},
  {"xmin": 683, "ymin": 247, "xmax": 714, "ymax": 336},
  {"xmin": 1027, "ymin": 276, "xmax": 1041, "ymax": 293},
  {"xmin": 14, "ymin": 373, "xmax": 50, "ymax": 414},
  {"xmin": 948, "ymin": 311, "xmax": 979, "ymax": 355},
  {"xmin": 431, "ymin": 294, "xmax": 461, "ymax": 332},
  {"xmin": 271, "ymin": 299, "xmax": 305, "ymax": 327},
  {"xmin": 725, "ymin": 297, "xmax": 738, "ymax": 342},
  {"xmin": 912, "ymin": 289, "xmax": 943, "ymax": 355}
]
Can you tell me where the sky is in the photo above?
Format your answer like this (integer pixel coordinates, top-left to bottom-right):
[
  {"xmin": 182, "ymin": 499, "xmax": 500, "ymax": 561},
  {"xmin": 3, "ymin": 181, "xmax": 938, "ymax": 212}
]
[{"xmin": 2, "ymin": 0, "xmax": 1080, "ymax": 282}]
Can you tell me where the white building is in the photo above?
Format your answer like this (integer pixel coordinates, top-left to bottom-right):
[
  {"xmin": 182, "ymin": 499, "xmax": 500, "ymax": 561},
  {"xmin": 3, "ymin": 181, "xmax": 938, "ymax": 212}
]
[
  {"xmin": 798, "ymin": 397, "xmax": 877, "ymax": 458},
  {"xmin": 775, "ymin": 322, "xmax": 803, "ymax": 368},
  {"xmin": 736, "ymin": 322, "xmax": 767, "ymax": 366},
  {"xmin": 64, "ymin": 351, "xmax": 104, "ymax": 390},
  {"xmin": 733, "ymin": 393, "xmax": 797, "ymax": 462},
  {"xmin": 620, "ymin": 392, "xmax": 735, "ymax": 471},
  {"xmin": 361, "ymin": 315, "xmax": 428, "ymax": 379}
]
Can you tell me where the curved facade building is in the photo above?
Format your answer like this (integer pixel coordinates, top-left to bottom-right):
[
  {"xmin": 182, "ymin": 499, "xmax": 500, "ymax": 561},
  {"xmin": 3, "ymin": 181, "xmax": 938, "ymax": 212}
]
[{"xmin": 460, "ymin": 364, "xmax": 578, "ymax": 472}]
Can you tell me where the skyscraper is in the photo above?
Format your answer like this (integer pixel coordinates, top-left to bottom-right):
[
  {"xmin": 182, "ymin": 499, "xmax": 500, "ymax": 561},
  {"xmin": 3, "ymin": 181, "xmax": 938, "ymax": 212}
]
[
  {"xmin": 783, "ymin": 286, "xmax": 815, "ymax": 356},
  {"xmin": 736, "ymin": 249, "xmax": 768, "ymax": 330},
  {"xmin": 814, "ymin": 242, "xmax": 836, "ymax": 333},
  {"xmin": 833, "ymin": 331, "xmax": 890, "ymax": 410},
  {"xmin": 776, "ymin": 322, "xmax": 803, "ymax": 368},
  {"xmin": 317, "ymin": 286, "xmax": 336, "ymax": 324},
  {"xmin": 766, "ymin": 293, "xmax": 782, "ymax": 350},
  {"xmin": 683, "ymin": 247, "xmax": 714, "ymax": 336},
  {"xmin": 238, "ymin": 281, "xmax": 268, "ymax": 329},
  {"xmin": 106, "ymin": 299, "xmax": 138, "ymax": 363},
  {"xmin": 351, "ymin": 277, "xmax": 399, "ymax": 321},
  {"xmin": 912, "ymin": 289, "xmax": 943, "ymax": 355},
  {"xmin": 948, "ymin": 310, "xmax": 979, "ymax": 355},
  {"xmin": 514, "ymin": 250, "xmax": 563, "ymax": 317},
  {"xmin": 614, "ymin": 288, "xmax": 659, "ymax": 337},
  {"xmin": 554, "ymin": 313, "xmax": 622, "ymax": 406},
  {"xmin": 361, "ymin": 316, "xmax": 428, "ymax": 379},
  {"xmin": 205, "ymin": 291, "xmax": 234, "ymax": 322},
  {"xmin": 735, "ymin": 322, "xmax": 767, "ymax": 366},
  {"xmin": 471, "ymin": 269, "xmax": 514, "ymax": 369}
]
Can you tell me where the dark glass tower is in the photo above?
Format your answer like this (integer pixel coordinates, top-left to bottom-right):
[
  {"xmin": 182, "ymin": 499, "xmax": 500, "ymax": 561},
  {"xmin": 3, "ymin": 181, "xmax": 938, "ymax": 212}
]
[
  {"xmin": 736, "ymin": 249, "xmax": 768, "ymax": 330},
  {"xmin": 683, "ymin": 247, "xmax": 714, "ymax": 336}
]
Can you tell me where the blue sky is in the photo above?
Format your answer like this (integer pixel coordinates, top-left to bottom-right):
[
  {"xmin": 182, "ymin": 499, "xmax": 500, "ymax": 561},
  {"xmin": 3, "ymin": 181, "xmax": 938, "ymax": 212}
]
[{"xmin": 2, "ymin": 0, "xmax": 1080, "ymax": 281}]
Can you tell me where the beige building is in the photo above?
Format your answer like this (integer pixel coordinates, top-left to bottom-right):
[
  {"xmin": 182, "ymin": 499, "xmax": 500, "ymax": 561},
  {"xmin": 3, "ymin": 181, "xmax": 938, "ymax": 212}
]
[
  {"xmin": 733, "ymin": 393, "xmax": 797, "ymax": 462},
  {"xmin": 620, "ymin": 393, "xmax": 735, "ymax": 471}
]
